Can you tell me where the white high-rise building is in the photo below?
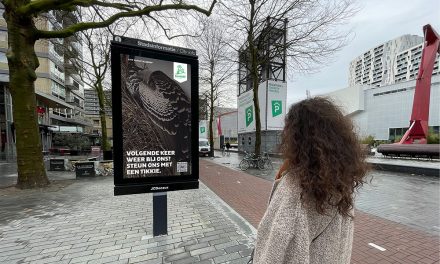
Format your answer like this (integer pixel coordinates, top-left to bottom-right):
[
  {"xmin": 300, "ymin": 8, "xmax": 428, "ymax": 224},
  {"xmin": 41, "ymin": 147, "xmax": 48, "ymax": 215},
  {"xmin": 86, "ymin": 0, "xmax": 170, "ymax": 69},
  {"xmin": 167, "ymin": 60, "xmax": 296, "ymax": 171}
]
[
  {"xmin": 348, "ymin": 35, "xmax": 440, "ymax": 87},
  {"xmin": 395, "ymin": 43, "xmax": 440, "ymax": 83}
]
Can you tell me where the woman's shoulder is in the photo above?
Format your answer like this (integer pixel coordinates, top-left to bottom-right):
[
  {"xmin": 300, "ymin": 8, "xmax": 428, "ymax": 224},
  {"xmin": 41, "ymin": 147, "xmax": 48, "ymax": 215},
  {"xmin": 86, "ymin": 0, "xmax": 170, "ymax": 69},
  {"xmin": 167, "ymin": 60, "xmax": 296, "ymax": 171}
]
[
  {"xmin": 278, "ymin": 171, "xmax": 302, "ymax": 196},
  {"xmin": 270, "ymin": 172, "xmax": 303, "ymax": 211}
]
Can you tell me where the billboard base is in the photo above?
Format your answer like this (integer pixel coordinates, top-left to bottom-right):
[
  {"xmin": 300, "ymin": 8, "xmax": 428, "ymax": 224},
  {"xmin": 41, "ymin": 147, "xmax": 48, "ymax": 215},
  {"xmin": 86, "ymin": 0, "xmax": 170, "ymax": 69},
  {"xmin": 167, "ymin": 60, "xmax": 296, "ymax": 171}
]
[{"xmin": 114, "ymin": 181, "xmax": 199, "ymax": 195}]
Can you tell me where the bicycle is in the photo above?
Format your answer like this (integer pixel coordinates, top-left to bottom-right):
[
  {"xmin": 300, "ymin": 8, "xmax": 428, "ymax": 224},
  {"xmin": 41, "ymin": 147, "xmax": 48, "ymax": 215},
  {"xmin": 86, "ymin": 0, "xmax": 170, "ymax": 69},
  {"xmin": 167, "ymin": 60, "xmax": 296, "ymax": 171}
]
[
  {"xmin": 239, "ymin": 151, "xmax": 265, "ymax": 171},
  {"xmin": 66, "ymin": 160, "xmax": 79, "ymax": 172},
  {"xmin": 96, "ymin": 161, "xmax": 114, "ymax": 176},
  {"xmin": 260, "ymin": 152, "xmax": 273, "ymax": 170}
]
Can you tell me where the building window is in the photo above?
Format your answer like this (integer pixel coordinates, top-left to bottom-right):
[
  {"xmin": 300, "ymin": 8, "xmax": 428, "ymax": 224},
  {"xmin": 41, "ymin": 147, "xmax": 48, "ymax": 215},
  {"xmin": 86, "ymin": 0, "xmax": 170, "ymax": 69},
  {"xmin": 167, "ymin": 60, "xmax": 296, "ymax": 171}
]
[
  {"xmin": 0, "ymin": 31, "xmax": 7, "ymax": 42},
  {"xmin": 389, "ymin": 127, "xmax": 408, "ymax": 141},
  {"xmin": 51, "ymin": 81, "xmax": 66, "ymax": 99},
  {"xmin": 0, "ymin": 52, "xmax": 7, "ymax": 63}
]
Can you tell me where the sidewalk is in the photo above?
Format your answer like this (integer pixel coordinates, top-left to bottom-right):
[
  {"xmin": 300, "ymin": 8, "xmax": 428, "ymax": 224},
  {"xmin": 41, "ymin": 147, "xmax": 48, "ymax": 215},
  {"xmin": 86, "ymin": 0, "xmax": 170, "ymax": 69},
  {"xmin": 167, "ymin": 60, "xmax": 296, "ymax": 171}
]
[
  {"xmin": 200, "ymin": 159, "xmax": 440, "ymax": 264},
  {"xmin": 1, "ymin": 161, "xmax": 439, "ymax": 263},
  {"xmin": 0, "ymin": 174, "xmax": 255, "ymax": 264}
]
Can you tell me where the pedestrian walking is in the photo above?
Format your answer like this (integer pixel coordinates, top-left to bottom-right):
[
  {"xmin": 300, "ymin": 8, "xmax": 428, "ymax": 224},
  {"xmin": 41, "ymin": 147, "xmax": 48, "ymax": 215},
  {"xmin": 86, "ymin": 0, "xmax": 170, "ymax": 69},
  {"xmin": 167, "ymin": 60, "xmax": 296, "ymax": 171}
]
[
  {"xmin": 225, "ymin": 141, "xmax": 231, "ymax": 156},
  {"xmin": 252, "ymin": 97, "xmax": 368, "ymax": 264}
]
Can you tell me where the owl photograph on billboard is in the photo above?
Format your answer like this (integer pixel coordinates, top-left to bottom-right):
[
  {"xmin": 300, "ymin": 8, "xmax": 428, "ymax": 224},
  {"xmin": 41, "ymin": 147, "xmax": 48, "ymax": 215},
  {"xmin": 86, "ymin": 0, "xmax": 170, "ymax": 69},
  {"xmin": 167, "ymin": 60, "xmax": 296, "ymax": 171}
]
[{"xmin": 120, "ymin": 55, "xmax": 192, "ymax": 178}]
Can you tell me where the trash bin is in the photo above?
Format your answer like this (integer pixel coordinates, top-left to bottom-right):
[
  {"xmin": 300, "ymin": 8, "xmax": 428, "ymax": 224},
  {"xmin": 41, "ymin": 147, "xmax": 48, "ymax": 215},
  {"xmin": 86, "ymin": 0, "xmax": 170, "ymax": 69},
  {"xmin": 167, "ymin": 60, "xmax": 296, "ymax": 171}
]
[{"xmin": 103, "ymin": 150, "xmax": 113, "ymax": 160}]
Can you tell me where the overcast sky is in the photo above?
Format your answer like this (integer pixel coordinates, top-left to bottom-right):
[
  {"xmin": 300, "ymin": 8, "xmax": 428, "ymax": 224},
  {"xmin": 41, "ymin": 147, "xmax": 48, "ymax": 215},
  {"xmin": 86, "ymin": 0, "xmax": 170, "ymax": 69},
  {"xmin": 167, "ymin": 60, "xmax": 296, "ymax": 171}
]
[{"xmin": 286, "ymin": 0, "xmax": 440, "ymax": 107}]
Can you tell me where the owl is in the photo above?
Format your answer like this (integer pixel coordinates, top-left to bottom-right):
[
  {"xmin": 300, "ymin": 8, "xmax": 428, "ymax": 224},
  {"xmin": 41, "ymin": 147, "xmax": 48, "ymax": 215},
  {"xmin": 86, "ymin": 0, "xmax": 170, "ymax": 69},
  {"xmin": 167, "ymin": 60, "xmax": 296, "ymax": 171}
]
[{"xmin": 125, "ymin": 59, "xmax": 191, "ymax": 164}]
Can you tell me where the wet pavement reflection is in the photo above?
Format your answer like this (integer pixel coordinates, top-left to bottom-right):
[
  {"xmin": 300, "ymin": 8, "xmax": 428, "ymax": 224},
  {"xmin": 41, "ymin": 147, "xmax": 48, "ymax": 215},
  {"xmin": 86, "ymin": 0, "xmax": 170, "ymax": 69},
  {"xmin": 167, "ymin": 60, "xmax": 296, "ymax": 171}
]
[{"xmin": 203, "ymin": 151, "xmax": 440, "ymax": 235}]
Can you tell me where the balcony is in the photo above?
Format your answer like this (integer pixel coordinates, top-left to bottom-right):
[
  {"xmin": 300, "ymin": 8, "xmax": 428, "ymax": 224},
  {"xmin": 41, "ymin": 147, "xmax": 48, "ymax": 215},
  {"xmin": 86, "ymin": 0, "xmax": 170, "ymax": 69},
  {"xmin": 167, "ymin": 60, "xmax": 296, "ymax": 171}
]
[
  {"xmin": 64, "ymin": 60, "xmax": 79, "ymax": 75},
  {"xmin": 65, "ymin": 76, "xmax": 80, "ymax": 90}
]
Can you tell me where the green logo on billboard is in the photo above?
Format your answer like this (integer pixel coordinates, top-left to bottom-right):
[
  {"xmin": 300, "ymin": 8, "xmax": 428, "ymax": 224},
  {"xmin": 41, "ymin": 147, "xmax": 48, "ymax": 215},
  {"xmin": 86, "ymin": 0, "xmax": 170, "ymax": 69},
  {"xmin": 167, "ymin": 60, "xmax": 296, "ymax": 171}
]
[
  {"xmin": 272, "ymin": 100, "xmax": 282, "ymax": 117},
  {"xmin": 245, "ymin": 106, "xmax": 253, "ymax": 127},
  {"xmin": 200, "ymin": 127, "xmax": 205, "ymax": 133},
  {"xmin": 174, "ymin": 62, "xmax": 187, "ymax": 83},
  {"xmin": 176, "ymin": 65, "xmax": 185, "ymax": 75}
]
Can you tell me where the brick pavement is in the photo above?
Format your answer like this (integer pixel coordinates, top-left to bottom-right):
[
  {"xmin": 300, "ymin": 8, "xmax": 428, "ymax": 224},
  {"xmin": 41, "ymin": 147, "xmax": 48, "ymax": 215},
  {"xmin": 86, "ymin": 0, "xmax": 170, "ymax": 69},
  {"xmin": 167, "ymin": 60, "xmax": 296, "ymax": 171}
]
[
  {"xmin": 200, "ymin": 159, "xmax": 440, "ymax": 264},
  {"xmin": 0, "ymin": 176, "xmax": 256, "ymax": 264},
  {"xmin": 207, "ymin": 152, "xmax": 440, "ymax": 235}
]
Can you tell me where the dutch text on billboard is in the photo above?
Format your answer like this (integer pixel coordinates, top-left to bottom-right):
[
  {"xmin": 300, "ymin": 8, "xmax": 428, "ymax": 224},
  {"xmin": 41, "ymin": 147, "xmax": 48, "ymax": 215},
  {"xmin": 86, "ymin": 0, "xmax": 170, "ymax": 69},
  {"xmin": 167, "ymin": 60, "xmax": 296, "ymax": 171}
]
[
  {"xmin": 237, "ymin": 80, "xmax": 286, "ymax": 133},
  {"xmin": 120, "ymin": 55, "xmax": 192, "ymax": 178},
  {"xmin": 111, "ymin": 37, "xmax": 199, "ymax": 195}
]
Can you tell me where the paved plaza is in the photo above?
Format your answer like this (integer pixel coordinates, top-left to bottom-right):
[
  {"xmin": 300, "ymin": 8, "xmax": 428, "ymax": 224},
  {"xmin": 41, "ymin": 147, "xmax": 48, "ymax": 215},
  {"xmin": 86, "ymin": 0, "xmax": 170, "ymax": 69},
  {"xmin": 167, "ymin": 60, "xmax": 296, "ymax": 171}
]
[
  {"xmin": 0, "ymin": 171, "xmax": 255, "ymax": 264},
  {"xmin": 0, "ymin": 155, "xmax": 439, "ymax": 263}
]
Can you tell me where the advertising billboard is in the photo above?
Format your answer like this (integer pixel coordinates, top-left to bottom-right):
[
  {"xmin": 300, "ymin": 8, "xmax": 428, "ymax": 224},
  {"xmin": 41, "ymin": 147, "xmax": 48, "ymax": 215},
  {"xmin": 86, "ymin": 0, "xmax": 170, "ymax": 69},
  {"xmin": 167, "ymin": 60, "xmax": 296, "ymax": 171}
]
[
  {"xmin": 111, "ymin": 37, "xmax": 199, "ymax": 195},
  {"xmin": 266, "ymin": 80, "xmax": 287, "ymax": 130},
  {"xmin": 199, "ymin": 120, "xmax": 208, "ymax": 139},
  {"xmin": 238, "ymin": 80, "xmax": 286, "ymax": 133},
  {"xmin": 237, "ymin": 82, "xmax": 266, "ymax": 133}
]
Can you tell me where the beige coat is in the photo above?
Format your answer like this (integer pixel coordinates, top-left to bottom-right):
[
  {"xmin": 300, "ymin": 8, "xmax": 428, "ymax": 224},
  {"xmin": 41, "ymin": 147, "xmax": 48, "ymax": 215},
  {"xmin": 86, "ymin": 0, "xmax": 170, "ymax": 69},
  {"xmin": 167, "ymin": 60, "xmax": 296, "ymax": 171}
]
[{"xmin": 253, "ymin": 174, "xmax": 354, "ymax": 264}]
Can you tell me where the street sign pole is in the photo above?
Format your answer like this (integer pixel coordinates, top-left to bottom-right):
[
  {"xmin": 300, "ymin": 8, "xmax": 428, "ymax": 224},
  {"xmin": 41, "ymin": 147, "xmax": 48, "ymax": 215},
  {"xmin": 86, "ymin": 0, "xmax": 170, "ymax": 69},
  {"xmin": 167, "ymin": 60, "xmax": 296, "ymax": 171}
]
[{"xmin": 153, "ymin": 192, "xmax": 167, "ymax": 236}]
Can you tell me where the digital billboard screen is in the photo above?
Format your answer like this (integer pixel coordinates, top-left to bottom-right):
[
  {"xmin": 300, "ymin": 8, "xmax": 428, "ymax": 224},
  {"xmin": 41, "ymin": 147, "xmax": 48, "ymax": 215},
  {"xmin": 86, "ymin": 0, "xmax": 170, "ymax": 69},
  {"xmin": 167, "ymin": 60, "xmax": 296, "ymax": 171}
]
[{"xmin": 111, "ymin": 37, "xmax": 199, "ymax": 195}]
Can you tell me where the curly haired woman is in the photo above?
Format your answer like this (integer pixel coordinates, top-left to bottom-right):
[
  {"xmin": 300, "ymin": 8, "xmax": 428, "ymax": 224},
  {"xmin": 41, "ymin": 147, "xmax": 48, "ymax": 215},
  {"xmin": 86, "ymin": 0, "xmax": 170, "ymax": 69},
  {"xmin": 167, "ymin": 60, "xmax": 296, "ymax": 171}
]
[{"xmin": 253, "ymin": 97, "xmax": 369, "ymax": 264}]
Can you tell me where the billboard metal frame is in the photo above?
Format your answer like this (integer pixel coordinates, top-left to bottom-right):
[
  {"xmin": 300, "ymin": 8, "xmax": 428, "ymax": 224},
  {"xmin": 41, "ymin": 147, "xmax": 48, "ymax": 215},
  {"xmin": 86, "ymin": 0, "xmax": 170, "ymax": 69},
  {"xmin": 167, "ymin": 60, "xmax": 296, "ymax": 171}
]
[{"xmin": 111, "ymin": 38, "xmax": 199, "ymax": 195}]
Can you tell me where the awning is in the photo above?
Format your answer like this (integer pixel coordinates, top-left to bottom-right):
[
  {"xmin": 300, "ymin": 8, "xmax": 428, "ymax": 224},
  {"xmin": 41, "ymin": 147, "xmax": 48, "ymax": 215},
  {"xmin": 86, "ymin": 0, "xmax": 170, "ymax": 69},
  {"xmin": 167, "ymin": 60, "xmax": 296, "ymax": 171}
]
[{"xmin": 39, "ymin": 124, "xmax": 56, "ymax": 132}]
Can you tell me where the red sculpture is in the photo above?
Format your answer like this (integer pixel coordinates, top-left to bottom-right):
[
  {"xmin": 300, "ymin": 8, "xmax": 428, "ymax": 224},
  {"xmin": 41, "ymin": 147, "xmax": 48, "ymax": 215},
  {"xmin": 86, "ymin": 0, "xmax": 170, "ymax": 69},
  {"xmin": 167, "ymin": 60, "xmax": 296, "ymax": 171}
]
[{"xmin": 399, "ymin": 24, "xmax": 440, "ymax": 144}]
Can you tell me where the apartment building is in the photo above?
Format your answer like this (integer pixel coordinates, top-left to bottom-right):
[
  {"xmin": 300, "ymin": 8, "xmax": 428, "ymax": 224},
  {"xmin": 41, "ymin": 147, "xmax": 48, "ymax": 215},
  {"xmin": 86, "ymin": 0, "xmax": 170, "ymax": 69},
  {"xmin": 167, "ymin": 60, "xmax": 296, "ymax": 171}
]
[
  {"xmin": 0, "ymin": 5, "xmax": 90, "ymax": 161},
  {"xmin": 395, "ymin": 43, "xmax": 440, "ymax": 83},
  {"xmin": 84, "ymin": 89, "xmax": 113, "ymax": 144},
  {"xmin": 348, "ymin": 34, "xmax": 440, "ymax": 87},
  {"xmin": 325, "ymin": 33, "xmax": 440, "ymax": 141}
]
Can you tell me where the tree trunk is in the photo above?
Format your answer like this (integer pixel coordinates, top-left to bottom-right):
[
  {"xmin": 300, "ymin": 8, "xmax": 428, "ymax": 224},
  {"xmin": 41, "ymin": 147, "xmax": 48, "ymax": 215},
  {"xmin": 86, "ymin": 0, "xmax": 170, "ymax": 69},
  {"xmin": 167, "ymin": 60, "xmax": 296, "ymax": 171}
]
[
  {"xmin": 95, "ymin": 82, "xmax": 110, "ymax": 151},
  {"xmin": 4, "ymin": 2, "xmax": 50, "ymax": 188},
  {"xmin": 209, "ymin": 95, "xmax": 215, "ymax": 157},
  {"xmin": 252, "ymin": 69, "xmax": 261, "ymax": 155},
  {"xmin": 208, "ymin": 62, "xmax": 215, "ymax": 157},
  {"xmin": 248, "ymin": 0, "xmax": 261, "ymax": 155}
]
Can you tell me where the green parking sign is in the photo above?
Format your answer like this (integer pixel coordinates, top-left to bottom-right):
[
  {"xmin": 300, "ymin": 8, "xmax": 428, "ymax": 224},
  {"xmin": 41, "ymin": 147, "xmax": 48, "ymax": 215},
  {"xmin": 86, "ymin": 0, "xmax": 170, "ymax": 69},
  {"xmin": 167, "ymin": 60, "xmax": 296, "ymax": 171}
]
[
  {"xmin": 200, "ymin": 127, "xmax": 205, "ymax": 133},
  {"xmin": 272, "ymin": 100, "xmax": 282, "ymax": 117},
  {"xmin": 245, "ymin": 106, "xmax": 253, "ymax": 127}
]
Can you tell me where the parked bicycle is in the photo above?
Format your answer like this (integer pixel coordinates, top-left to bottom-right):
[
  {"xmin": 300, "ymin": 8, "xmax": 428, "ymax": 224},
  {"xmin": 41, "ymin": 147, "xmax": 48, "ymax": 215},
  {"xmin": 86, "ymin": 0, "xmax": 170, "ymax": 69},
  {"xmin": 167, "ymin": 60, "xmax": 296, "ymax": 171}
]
[
  {"xmin": 239, "ymin": 151, "xmax": 264, "ymax": 170},
  {"xmin": 97, "ymin": 164, "xmax": 114, "ymax": 176},
  {"xmin": 66, "ymin": 160, "xmax": 79, "ymax": 172},
  {"xmin": 260, "ymin": 152, "xmax": 273, "ymax": 170},
  {"xmin": 239, "ymin": 151, "xmax": 273, "ymax": 171}
]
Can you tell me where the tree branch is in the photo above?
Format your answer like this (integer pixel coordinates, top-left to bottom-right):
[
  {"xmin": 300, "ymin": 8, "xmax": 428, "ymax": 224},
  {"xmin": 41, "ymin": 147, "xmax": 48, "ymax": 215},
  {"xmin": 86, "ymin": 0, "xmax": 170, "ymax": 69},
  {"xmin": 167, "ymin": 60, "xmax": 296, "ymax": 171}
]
[
  {"xmin": 19, "ymin": 0, "xmax": 137, "ymax": 15},
  {"xmin": 35, "ymin": 1, "xmax": 217, "ymax": 39}
]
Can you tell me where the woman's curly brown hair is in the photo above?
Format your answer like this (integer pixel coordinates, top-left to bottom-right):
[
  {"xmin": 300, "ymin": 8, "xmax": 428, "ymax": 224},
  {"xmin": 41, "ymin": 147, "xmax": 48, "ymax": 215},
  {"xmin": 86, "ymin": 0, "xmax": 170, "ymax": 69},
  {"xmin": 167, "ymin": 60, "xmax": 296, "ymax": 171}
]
[{"xmin": 281, "ymin": 97, "xmax": 369, "ymax": 217}]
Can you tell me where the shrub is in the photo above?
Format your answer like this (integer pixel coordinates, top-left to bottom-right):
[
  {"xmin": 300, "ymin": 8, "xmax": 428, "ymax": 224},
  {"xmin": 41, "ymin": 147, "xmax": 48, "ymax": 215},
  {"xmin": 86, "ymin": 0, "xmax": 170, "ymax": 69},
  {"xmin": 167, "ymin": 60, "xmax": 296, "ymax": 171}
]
[
  {"xmin": 52, "ymin": 133, "xmax": 92, "ymax": 151},
  {"xmin": 427, "ymin": 129, "xmax": 440, "ymax": 144},
  {"xmin": 361, "ymin": 135, "xmax": 375, "ymax": 146}
]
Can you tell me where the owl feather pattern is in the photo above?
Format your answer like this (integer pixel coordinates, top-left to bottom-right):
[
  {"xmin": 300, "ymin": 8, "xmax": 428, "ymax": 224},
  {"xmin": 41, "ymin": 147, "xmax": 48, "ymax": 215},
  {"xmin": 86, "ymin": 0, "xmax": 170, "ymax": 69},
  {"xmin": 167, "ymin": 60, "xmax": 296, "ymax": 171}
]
[{"xmin": 124, "ymin": 59, "xmax": 191, "ymax": 165}]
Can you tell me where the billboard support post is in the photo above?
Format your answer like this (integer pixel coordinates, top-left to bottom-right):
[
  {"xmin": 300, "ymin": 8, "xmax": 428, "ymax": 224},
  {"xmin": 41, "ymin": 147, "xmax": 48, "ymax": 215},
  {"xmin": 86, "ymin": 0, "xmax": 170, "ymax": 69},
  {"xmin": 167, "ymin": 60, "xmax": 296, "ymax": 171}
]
[{"xmin": 153, "ymin": 192, "xmax": 167, "ymax": 236}]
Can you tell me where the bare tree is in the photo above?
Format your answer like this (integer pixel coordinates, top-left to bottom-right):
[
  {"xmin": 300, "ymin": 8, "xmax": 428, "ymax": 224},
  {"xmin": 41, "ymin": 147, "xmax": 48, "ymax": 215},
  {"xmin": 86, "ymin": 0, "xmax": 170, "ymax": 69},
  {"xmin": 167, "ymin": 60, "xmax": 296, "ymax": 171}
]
[
  {"xmin": 71, "ymin": 16, "xmax": 138, "ymax": 153},
  {"xmin": 2, "ymin": 0, "xmax": 216, "ymax": 189},
  {"xmin": 186, "ymin": 17, "xmax": 235, "ymax": 156},
  {"xmin": 221, "ymin": 0, "xmax": 356, "ymax": 154}
]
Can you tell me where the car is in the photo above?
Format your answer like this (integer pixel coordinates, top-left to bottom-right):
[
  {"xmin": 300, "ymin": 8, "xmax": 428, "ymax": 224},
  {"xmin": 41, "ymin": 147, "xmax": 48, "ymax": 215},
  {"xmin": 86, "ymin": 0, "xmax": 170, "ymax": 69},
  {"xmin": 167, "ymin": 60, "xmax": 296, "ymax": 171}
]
[{"xmin": 199, "ymin": 139, "xmax": 210, "ymax": 156}]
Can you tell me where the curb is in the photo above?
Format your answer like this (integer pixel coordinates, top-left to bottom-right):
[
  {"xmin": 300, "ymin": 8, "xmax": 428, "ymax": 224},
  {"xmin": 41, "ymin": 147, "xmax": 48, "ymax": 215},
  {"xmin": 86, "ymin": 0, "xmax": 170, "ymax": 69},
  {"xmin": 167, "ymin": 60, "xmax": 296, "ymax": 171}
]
[
  {"xmin": 214, "ymin": 149, "xmax": 439, "ymax": 177},
  {"xmin": 369, "ymin": 162, "xmax": 439, "ymax": 177}
]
